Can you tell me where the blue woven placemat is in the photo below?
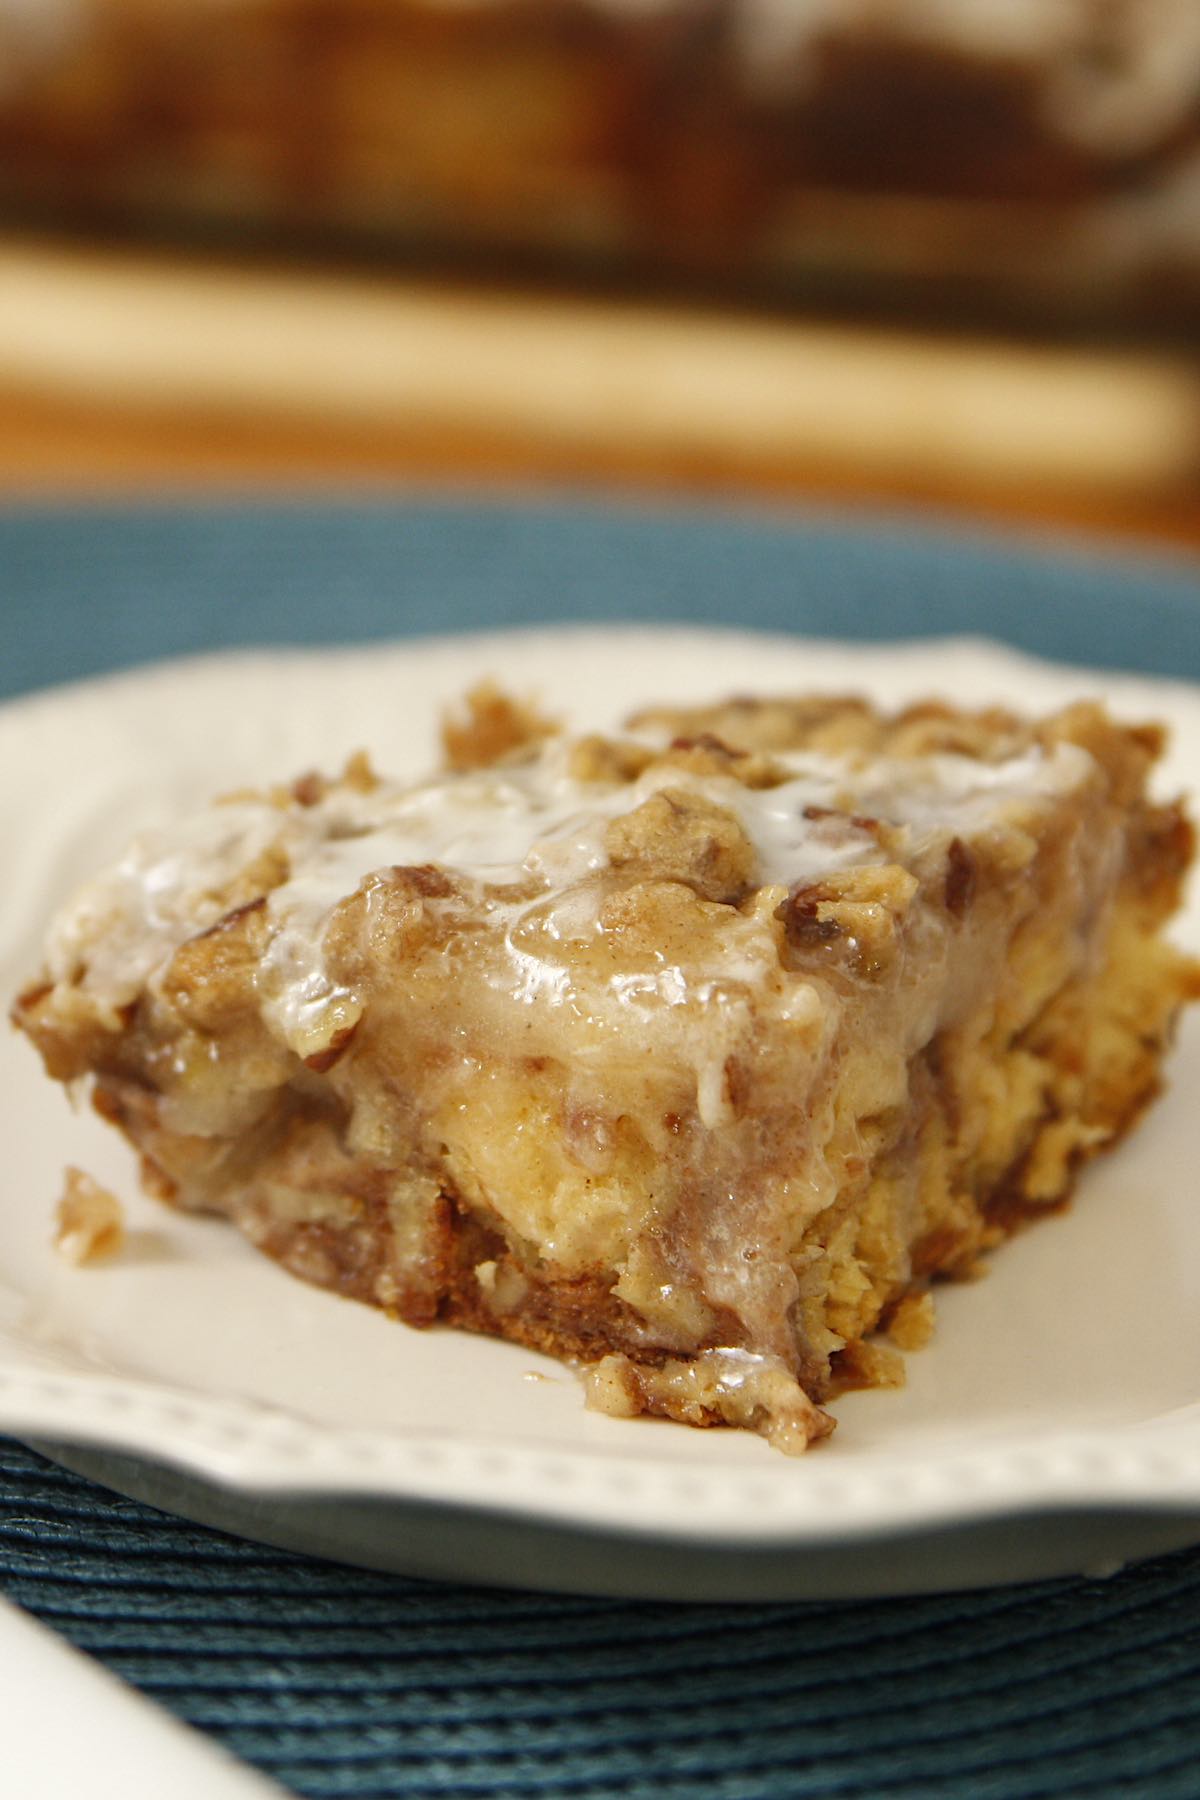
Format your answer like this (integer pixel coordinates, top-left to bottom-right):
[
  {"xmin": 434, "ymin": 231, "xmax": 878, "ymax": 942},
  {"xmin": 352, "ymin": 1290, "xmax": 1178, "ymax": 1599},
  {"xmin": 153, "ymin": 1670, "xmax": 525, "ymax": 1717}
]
[
  {"xmin": 3, "ymin": 495, "xmax": 1200, "ymax": 703},
  {"xmin": 4, "ymin": 1441, "xmax": 1200, "ymax": 1800},
  {"xmin": 3, "ymin": 498, "xmax": 1200, "ymax": 1798}
]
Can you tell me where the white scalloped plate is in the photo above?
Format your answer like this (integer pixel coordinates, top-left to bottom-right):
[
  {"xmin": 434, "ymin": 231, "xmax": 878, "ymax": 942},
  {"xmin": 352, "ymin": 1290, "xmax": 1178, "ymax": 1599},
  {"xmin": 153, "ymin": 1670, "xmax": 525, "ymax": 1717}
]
[{"xmin": 4, "ymin": 627, "xmax": 1200, "ymax": 1600}]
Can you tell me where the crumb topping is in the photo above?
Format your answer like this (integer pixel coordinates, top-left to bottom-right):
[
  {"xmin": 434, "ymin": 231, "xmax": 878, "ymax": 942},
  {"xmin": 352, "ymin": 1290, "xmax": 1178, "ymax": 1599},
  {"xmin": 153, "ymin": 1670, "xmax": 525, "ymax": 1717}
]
[
  {"xmin": 54, "ymin": 1167, "xmax": 125, "ymax": 1265},
  {"xmin": 43, "ymin": 725, "xmax": 1093, "ymax": 1060}
]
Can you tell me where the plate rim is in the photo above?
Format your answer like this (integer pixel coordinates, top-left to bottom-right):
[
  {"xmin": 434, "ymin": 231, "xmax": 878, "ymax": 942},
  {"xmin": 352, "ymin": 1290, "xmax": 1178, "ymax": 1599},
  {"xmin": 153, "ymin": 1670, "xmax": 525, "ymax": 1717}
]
[
  {"xmin": 3, "ymin": 1360, "xmax": 1200, "ymax": 1548},
  {"xmin": 3, "ymin": 621, "xmax": 1200, "ymax": 1576}
]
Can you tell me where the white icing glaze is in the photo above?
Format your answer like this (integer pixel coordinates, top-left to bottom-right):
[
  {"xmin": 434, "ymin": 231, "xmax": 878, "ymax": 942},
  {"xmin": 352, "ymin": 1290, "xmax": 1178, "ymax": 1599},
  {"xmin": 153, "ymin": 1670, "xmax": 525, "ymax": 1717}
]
[
  {"xmin": 44, "ymin": 731, "xmax": 1094, "ymax": 1060},
  {"xmin": 45, "ymin": 802, "xmax": 284, "ymax": 1009}
]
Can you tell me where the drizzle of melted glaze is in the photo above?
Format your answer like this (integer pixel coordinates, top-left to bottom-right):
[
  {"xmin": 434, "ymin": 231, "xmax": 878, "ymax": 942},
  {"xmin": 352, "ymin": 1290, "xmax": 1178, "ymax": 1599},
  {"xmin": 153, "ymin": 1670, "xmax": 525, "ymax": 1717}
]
[{"xmin": 46, "ymin": 732, "xmax": 1091, "ymax": 1058}]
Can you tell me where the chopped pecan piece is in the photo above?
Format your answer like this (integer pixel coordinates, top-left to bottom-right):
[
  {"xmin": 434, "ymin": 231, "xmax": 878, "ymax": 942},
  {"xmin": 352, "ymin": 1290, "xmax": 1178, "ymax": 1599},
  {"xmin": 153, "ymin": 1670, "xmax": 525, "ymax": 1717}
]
[
  {"xmin": 605, "ymin": 788, "xmax": 756, "ymax": 903},
  {"xmin": 442, "ymin": 680, "xmax": 557, "ymax": 771},
  {"xmin": 566, "ymin": 734, "xmax": 652, "ymax": 783},
  {"xmin": 658, "ymin": 733, "xmax": 786, "ymax": 789},
  {"xmin": 776, "ymin": 864, "xmax": 919, "ymax": 976}
]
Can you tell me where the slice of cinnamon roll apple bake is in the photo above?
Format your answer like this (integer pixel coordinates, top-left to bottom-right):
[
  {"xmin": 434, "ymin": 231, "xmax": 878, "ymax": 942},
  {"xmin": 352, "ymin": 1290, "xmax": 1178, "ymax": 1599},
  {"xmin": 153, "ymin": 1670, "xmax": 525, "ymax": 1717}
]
[{"xmin": 16, "ymin": 687, "xmax": 1197, "ymax": 1452}]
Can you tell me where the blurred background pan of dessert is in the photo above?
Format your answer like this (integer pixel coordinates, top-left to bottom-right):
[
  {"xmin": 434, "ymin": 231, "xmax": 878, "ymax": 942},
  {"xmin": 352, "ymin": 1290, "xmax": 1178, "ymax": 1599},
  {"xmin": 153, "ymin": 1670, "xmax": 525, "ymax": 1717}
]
[
  {"xmin": 0, "ymin": 0, "xmax": 1197, "ymax": 542},
  {"xmin": 3, "ymin": 0, "xmax": 1200, "ymax": 326}
]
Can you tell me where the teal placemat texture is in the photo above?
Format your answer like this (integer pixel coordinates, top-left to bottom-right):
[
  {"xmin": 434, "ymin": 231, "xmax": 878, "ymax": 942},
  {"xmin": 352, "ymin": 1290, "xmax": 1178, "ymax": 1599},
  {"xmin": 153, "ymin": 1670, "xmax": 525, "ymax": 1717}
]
[
  {"xmin": 3, "ymin": 1441, "xmax": 1200, "ymax": 1800},
  {"xmin": 3, "ymin": 499, "xmax": 1199, "ymax": 1798},
  {"xmin": 2, "ymin": 497, "xmax": 1200, "ymax": 700}
]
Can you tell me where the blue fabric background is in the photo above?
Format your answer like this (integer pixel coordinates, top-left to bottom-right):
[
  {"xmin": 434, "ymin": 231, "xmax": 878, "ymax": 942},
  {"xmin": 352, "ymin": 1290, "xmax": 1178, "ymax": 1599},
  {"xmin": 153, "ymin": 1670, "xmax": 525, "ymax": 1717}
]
[{"xmin": 3, "ymin": 499, "xmax": 1199, "ymax": 1798}]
